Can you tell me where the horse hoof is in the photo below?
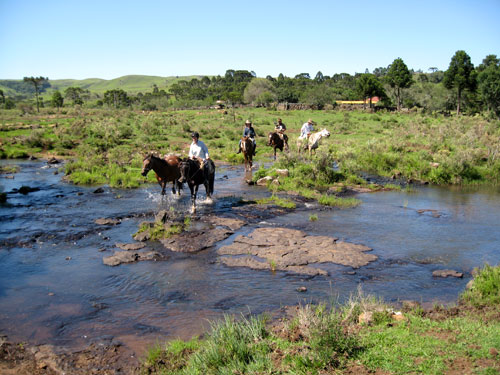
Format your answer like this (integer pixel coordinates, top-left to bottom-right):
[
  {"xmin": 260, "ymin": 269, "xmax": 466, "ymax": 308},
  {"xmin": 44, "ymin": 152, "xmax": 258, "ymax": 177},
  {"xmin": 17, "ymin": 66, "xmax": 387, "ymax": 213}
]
[{"xmin": 206, "ymin": 197, "xmax": 213, "ymax": 204}]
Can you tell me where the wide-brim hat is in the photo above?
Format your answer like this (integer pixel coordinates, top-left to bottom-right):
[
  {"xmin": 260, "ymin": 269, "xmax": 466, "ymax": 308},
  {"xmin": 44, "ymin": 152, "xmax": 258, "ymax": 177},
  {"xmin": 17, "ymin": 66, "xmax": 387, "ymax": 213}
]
[
  {"xmin": 307, "ymin": 119, "xmax": 313, "ymax": 123},
  {"xmin": 245, "ymin": 120, "xmax": 252, "ymax": 125}
]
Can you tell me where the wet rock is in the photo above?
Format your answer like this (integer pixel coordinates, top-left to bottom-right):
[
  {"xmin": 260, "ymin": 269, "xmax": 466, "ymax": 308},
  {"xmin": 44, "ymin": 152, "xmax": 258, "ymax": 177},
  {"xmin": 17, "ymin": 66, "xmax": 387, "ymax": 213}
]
[
  {"xmin": 417, "ymin": 209, "xmax": 441, "ymax": 218},
  {"xmin": 18, "ymin": 185, "xmax": 40, "ymax": 195},
  {"xmin": 206, "ymin": 216, "xmax": 245, "ymax": 231},
  {"xmin": 28, "ymin": 155, "xmax": 38, "ymax": 160},
  {"xmin": 93, "ymin": 187, "xmax": 104, "ymax": 194},
  {"xmin": 245, "ymin": 179, "xmax": 255, "ymax": 185},
  {"xmin": 77, "ymin": 192, "xmax": 84, "ymax": 196},
  {"xmin": 218, "ymin": 227, "xmax": 376, "ymax": 276},
  {"xmin": 466, "ymin": 279, "xmax": 474, "ymax": 289},
  {"xmin": 133, "ymin": 230, "xmax": 151, "ymax": 242},
  {"xmin": 345, "ymin": 271, "xmax": 357, "ymax": 275},
  {"xmin": 47, "ymin": 157, "xmax": 60, "ymax": 164},
  {"xmin": 297, "ymin": 286, "xmax": 307, "ymax": 292},
  {"xmin": 95, "ymin": 218, "xmax": 121, "ymax": 225},
  {"xmin": 432, "ymin": 269, "xmax": 464, "ymax": 278},
  {"xmin": 161, "ymin": 228, "xmax": 233, "ymax": 253},
  {"xmin": 103, "ymin": 250, "xmax": 161, "ymax": 266},
  {"xmin": 155, "ymin": 210, "xmax": 170, "ymax": 223},
  {"xmin": 115, "ymin": 242, "xmax": 146, "ymax": 251},
  {"xmin": 256, "ymin": 176, "xmax": 273, "ymax": 186}
]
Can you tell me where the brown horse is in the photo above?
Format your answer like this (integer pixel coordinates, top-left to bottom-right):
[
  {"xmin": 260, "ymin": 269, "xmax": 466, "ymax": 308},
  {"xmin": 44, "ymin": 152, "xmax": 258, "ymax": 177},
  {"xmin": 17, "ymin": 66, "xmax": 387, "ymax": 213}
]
[
  {"xmin": 267, "ymin": 132, "xmax": 288, "ymax": 160},
  {"xmin": 241, "ymin": 136, "xmax": 254, "ymax": 171},
  {"xmin": 141, "ymin": 153, "xmax": 183, "ymax": 196}
]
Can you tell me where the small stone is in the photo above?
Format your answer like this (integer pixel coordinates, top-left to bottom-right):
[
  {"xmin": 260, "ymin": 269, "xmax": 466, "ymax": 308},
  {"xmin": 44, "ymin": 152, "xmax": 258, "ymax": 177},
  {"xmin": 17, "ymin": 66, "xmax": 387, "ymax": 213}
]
[
  {"xmin": 296, "ymin": 286, "xmax": 307, "ymax": 292},
  {"xmin": 65, "ymin": 256, "xmax": 71, "ymax": 260},
  {"xmin": 256, "ymin": 176, "xmax": 273, "ymax": 186},
  {"xmin": 48, "ymin": 292, "xmax": 55, "ymax": 296},
  {"xmin": 391, "ymin": 311, "xmax": 406, "ymax": 321},
  {"xmin": 93, "ymin": 187, "xmax": 104, "ymax": 194},
  {"xmin": 358, "ymin": 311, "xmax": 373, "ymax": 325},
  {"xmin": 77, "ymin": 192, "xmax": 84, "ymax": 196}
]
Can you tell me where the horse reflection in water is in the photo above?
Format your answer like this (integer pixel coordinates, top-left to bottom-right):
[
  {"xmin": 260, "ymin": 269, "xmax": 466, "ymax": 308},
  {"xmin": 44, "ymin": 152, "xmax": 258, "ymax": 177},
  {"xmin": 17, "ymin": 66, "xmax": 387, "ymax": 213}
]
[
  {"xmin": 178, "ymin": 158, "xmax": 216, "ymax": 213},
  {"xmin": 142, "ymin": 153, "xmax": 183, "ymax": 196}
]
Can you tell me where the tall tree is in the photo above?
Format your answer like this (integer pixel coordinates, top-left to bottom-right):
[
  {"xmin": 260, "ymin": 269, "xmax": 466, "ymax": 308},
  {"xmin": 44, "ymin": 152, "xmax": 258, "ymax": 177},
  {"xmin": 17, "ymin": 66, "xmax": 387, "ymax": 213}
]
[
  {"xmin": 23, "ymin": 76, "xmax": 48, "ymax": 112},
  {"xmin": 64, "ymin": 87, "xmax": 85, "ymax": 105},
  {"xmin": 443, "ymin": 50, "xmax": 477, "ymax": 115},
  {"xmin": 385, "ymin": 58, "xmax": 414, "ymax": 111},
  {"xmin": 356, "ymin": 74, "xmax": 385, "ymax": 108},
  {"xmin": 477, "ymin": 55, "xmax": 500, "ymax": 118},
  {"xmin": 51, "ymin": 91, "xmax": 64, "ymax": 108},
  {"xmin": 103, "ymin": 89, "xmax": 130, "ymax": 108}
]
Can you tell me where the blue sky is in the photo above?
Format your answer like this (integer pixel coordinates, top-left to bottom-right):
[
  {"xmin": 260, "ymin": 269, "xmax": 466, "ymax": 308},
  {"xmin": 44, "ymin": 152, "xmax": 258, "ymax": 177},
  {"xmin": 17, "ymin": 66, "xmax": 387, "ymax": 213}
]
[{"xmin": 1, "ymin": 0, "xmax": 499, "ymax": 80}]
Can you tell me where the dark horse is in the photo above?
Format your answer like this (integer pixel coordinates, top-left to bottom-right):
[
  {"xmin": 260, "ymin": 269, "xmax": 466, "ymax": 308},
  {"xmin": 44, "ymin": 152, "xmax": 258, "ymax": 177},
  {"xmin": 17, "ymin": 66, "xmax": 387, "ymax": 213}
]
[
  {"xmin": 241, "ymin": 136, "xmax": 254, "ymax": 171},
  {"xmin": 141, "ymin": 153, "xmax": 183, "ymax": 196},
  {"xmin": 178, "ymin": 158, "xmax": 215, "ymax": 212},
  {"xmin": 267, "ymin": 132, "xmax": 289, "ymax": 160}
]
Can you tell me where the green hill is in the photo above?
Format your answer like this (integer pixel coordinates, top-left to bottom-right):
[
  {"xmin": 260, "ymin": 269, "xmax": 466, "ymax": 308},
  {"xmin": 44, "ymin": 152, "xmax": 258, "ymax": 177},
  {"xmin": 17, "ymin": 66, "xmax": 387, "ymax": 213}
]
[{"xmin": 0, "ymin": 74, "xmax": 204, "ymax": 97}]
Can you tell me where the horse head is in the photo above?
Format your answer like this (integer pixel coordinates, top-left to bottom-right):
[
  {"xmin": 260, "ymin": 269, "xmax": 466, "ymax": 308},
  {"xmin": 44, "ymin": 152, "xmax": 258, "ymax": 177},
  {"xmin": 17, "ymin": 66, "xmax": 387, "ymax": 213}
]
[
  {"xmin": 141, "ymin": 154, "xmax": 153, "ymax": 176},
  {"xmin": 178, "ymin": 159, "xmax": 190, "ymax": 184},
  {"xmin": 267, "ymin": 132, "xmax": 275, "ymax": 146},
  {"xmin": 320, "ymin": 129, "xmax": 330, "ymax": 138}
]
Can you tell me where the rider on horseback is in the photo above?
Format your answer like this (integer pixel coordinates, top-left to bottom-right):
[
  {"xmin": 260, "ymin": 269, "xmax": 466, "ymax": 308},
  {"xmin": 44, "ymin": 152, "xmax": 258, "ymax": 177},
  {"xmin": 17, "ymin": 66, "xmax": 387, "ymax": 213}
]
[
  {"xmin": 275, "ymin": 118, "xmax": 289, "ymax": 150},
  {"xmin": 300, "ymin": 119, "xmax": 314, "ymax": 139},
  {"xmin": 189, "ymin": 131, "xmax": 210, "ymax": 170},
  {"xmin": 237, "ymin": 120, "xmax": 256, "ymax": 156}
]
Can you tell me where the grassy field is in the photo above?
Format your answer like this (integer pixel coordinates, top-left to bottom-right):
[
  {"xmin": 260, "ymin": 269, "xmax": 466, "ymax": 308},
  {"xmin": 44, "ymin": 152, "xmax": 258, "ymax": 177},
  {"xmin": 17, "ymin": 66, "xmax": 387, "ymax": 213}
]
[
  {"xmin": 139, "ymin": 264, "xmax": 500, "ymax": 375},
  {"xmin": 1, "ymin": 107, "xmax": 499, "ymax": 202}
]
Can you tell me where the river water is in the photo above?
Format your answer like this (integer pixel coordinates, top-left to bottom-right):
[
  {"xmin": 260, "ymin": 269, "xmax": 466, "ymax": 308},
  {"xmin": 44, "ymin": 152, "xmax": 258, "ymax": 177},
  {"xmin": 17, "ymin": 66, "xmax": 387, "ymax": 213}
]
[{"xmin": 1, "ymin": 160, "xmax": 499, "ymax": 353}]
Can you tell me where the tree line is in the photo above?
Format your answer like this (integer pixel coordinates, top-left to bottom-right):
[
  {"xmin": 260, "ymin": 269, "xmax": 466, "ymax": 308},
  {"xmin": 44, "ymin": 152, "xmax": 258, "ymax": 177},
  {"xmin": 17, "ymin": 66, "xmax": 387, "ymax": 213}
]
[{"xmin": 2, "ymin": 50, "xmax": 499, "ymax": 118}]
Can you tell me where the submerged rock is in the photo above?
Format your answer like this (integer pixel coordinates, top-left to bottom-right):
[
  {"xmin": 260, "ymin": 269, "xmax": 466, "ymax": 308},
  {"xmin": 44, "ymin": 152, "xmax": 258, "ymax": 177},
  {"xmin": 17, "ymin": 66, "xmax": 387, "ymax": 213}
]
[
  {"xmin": 432, "ymin": 269, "xmax": 464, "ymax": 278},
  {"xmin": 95, "ymin": 218, "xmax": 121, "ymax": 225},
  {"xmin": 218, "ymin": 227, "xmax": 377, "ymax": 276},
  {"xmin": 103, "ymin": 250, "xmax": 161, "ymax": 266},
  {"xmin": 161, "ymin": 228, "xmax": 233, "ymax": 253}
]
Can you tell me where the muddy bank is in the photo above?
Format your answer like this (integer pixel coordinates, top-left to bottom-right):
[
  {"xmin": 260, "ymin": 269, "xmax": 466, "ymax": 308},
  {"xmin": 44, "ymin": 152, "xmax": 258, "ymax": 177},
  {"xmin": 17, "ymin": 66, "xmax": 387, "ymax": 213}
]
[{"xmin": 0, "ymin": 335, "xmax": 139, "ymax": 375}]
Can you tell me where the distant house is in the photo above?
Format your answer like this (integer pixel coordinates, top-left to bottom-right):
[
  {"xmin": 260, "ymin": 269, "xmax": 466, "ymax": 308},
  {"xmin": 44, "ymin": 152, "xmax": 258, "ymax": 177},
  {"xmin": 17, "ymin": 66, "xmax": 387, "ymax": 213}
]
[{"xmin": 336, "ymin": 96, "xmax": 380, "ymax": 106}]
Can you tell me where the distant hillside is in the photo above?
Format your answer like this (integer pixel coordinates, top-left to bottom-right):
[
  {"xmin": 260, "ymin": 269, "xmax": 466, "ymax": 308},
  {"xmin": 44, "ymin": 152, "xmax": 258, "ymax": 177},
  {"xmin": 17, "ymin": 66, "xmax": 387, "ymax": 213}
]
[{"xmin": 0, "ymin": 75, "xmax": 204, "ymax": 97}]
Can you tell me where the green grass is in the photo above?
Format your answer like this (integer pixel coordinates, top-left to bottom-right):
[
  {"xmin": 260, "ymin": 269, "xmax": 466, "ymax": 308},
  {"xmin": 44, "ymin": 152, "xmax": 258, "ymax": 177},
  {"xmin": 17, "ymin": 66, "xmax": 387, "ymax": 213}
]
[
  {"xmin": 461, "ymin": 263, "xmax": 500, "ymax": 306},
  {"xmin": 256, "ymin": 195, "xmax": 296, "ymax": 209},
  {"xmin": 2, "ymin": 108, "xmax": 499, "ymax": 189},
  {"xmin": 140, "ymin": 264, "xmax": 500, "ymax": 375}
]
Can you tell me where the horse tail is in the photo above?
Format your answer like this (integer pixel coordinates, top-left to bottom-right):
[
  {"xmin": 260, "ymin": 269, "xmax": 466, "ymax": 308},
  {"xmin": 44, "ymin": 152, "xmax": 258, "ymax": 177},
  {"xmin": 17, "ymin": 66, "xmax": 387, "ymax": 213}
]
[{"xmin": 207, "ymin": 159, "xmax": 215, "ymax": 195}]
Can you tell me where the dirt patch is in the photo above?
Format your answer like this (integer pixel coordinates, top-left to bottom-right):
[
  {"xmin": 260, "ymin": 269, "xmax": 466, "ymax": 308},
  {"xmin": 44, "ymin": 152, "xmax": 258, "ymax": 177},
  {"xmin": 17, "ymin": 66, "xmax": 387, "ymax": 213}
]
[
  {"xmin": 0, "ymin": 337, "xmax": 139, "ymax": 375},
  {"xmin": 217, "ymin": 227, "xmax": 377, "ymax": 276}
]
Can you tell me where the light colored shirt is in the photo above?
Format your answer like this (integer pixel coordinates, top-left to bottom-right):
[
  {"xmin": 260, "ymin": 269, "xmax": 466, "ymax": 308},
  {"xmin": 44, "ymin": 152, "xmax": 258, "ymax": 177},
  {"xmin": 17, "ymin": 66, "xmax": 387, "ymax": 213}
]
[
  {"xmin": 189, "ymin": 140, "xmax": 209, "ymax": 160},
  {"xmin": 300, "ymin": 122, "xmax": 314, "ymax": 138}
]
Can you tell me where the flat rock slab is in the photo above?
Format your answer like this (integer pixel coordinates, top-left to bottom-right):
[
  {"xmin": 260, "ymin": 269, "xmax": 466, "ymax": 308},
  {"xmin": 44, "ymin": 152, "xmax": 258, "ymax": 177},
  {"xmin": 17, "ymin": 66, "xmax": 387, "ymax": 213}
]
[
  {"xmin": 103, "ymin": 250, "xmax": 161, "ymax": 266},
  {"xmin": 205, "ymin": 216, "xmax": 246, "ymax": 231},
  {"xmin": 161, "ymin": 228, "xmax": 233, "ymax": 253},
  {"xmin": 432, "ymin": 269, "xmax": 464, "ymax": 278},
  {"xmin": 217, "ymin": 227, "xmax": 377, "ymax": 276},
  {"xmin": 115, "ymin": 242, "xmax": 146, "ymax": 251}
]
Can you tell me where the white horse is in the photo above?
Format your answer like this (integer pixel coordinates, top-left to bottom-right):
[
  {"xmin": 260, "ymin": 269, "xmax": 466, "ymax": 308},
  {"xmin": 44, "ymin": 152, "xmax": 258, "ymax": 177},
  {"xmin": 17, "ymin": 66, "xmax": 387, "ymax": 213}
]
[{"xmin": 297, "ymin": 128, "xmax": 330, "ymax": 156}]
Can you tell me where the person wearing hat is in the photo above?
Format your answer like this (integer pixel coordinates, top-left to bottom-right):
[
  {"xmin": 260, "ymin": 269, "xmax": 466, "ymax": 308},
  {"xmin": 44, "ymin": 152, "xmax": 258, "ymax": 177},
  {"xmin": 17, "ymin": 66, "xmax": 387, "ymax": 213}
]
[
  {"xmin": 237, "ymin": 120, "xmax": 257, "ymax": 155},
  {"xmin": 274, "ymin": 118, "xmax": 289, "ymax": 150},
  {"xmin": 300, "ymin": 119, "xmax": 315, "ymax": 139},
  {"xmin": 188, "ymin": 131, "xmax": 210, "ymax": 169}
]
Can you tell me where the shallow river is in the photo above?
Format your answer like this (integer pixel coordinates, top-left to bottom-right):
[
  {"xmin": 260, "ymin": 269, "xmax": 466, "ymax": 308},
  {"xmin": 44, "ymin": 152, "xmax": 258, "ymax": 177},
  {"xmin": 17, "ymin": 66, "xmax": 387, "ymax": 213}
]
[{"xmin": 1, "ymin": 160, "xmax": 499, "ymax": 353}]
